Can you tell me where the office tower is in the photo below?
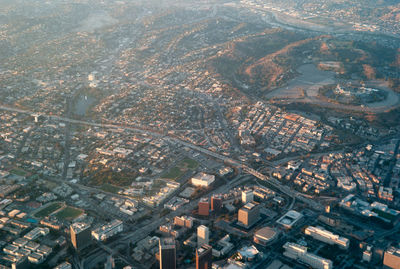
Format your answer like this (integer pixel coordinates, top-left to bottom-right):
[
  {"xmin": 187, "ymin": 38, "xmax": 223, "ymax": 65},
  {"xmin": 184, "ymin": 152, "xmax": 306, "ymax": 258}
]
[
  {"xmin": 242, "ymin": 190, "xmax": 254, "ymax": 204},
  {"xmin": 159, "ymin": 238, "xmax": 176, "ymax": 269},
  {"xmin": 196, "ymin": 245, "xmax": 212, "ymax": 269},
  {"xmin": 198, "ymin": 199, "xmax": 210, "ymax": 216},
  {"xmin": 197, "ymin": 225, "xmax": 209, "ymax": 247},
  {"xmin": 70, "ymin": 222, "xmax": 91, "ymax": 251},
  {"xmin": 211, "ymin": 196, "xmax": 222, "ymax": 212},
  {"xmin": 238, "ymin": 203, "xmax": 259, "ymax": 227}
]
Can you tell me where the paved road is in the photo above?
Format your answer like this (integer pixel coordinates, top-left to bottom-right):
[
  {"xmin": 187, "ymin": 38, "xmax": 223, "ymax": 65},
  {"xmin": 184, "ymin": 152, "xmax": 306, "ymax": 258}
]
[
  {"xmin": 0, "ymin": 104, "xmax": 321, "ymax": 210},
  {"xmin": 0, "ymin": 104, "xmax": 329, "ymax": 269}
]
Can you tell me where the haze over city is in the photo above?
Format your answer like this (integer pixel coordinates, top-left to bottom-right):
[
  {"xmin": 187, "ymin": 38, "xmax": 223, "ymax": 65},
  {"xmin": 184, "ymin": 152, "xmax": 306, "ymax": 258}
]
[{"xmin": 0, "ymin": 0, "xmax": 399, "ymax": 268}]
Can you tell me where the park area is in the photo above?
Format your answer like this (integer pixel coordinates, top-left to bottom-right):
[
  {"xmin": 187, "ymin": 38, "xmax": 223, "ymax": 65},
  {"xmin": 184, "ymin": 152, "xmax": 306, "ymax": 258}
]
[
  {"xmin": 34, "ymin": 202, "xmax": 64, "ymax": 218},
  {"xmin": 54, "ymin": 206, "xmax": 84, "ymax": 221},
  {"xmin": 162, "ymin": 158, "xmax": 199, "ymax": 180}
]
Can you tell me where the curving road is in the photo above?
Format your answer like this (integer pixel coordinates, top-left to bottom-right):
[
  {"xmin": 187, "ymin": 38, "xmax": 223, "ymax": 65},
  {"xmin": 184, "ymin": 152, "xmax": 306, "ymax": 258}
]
[{"xmin": 0, "ymin": 104, "xmax": 320, "ymax": 209}]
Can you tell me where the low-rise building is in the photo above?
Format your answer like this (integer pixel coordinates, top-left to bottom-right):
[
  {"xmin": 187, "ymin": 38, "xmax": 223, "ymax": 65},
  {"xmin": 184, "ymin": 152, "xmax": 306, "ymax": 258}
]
[
  {"xmin": 23, "ymin": 227, "xmax": 49, "ymax": 240},
  {"xmin": 191, "ymin": 173, "xmax": 215, "ymax": 187},
  {"xmin": 276, "ymin": 210, "xmax": 303, "ymax": 229},
  {"xmin": 92, "ymin": 220, "xmax": 123, "ymax": 241},
  {"xmin": 304, "ymin": 226, "xmax": 349, "ymax": 249},
  {"xmin": 253, "ymin": 227, "xmax": 279, "ymax": 246},
  {"xmin": 283, "ymin": 242, "xmax": 332, "ymax": 269}
]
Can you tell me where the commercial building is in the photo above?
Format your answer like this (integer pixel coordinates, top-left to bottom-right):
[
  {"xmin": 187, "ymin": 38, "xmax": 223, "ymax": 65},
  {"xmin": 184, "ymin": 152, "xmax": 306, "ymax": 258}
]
[
  {"xmin": 197, "ymin": 225, "xmax": 209, "ymax": 248},
  {"xmin": 211, "ymin": 195, "xmax": 222, "ymax": 212},
  {"xmin": 238, "ymin": 203, "xmax": 259, "ymax": 227},
  {"xmin": 253, "ymin": 227, "xmax": 279, "ymax": 246},
  {"xmin": 70, "ymin": 223, "xmax": 91, "ymax": 251},
  {"xmin": 283, "ymin": 242, "xmax": 332, "ymax": 269},
  {"xmin": 384, "ymin": 247, "xmax": 400, "ymax": 269},
  {"xmin": 304, "ymin": 226, "xmax": 349, "ymax": 249},
  {"xmin": 198, "ymin": 199, "xmax": 210, "ymax": 216},
  {"xmin": 191, "ymin": 173, "xmax": 215, "ymax": 187},
  {"xmin": 362, "ymin": 246, "xmax": 372, "ymax": 263},
  {"xmin": 173, "ymin": 216, "xmax": 193, "ymax": 228},
  {"xmin": 242, "ymin": 190, "xmax": 254, "ymax": 204},
  {"xmin": 196, "ymin": 245, "xmax": 212, "ymax": 269},
  {"xmin": 159, "ymin": 238, "xmax": 176, "ymax": 269},
  {"xmin": 92, "ymin": 220, "xmax": 123, "ymax": 241}
]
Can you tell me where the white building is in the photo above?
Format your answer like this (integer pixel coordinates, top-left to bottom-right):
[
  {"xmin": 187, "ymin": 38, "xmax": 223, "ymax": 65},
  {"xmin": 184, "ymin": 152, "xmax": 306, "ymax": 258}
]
[
  {"xmin": 363, "ymin": 246, "xmax": 372, "ymax": 263},
  {"xmin": 276, "ymin": 210, "xmax": 303, "ymax": 229},
  {"xmin": 191, "ymin": 173, "xmax": 215, "ymax": 187},
  {"xmin": 305, "ymin": 226, "xmax": 349, "ymax": 249},
  {"xmin": 24, "ymin": 227, "xmax": 50, "ymax": 240},
  {"xmin": 283, "ymin": 242, "xmax": 332, "ymax": 269},
  {"xmin": 197, "ymin": 225, "xmax": 209, "ymax": 247},
  {"xmin": 92, "ymin": 220, "xmax": 123, "ymax": 241},
  {"xmin": 242, "ymin": 190, "xmax": 254, "ymax": 204}
]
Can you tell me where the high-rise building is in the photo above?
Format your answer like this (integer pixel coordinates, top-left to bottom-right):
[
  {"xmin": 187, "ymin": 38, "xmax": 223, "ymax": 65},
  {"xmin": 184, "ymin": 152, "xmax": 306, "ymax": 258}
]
[
  {"xmin": 196, "ymin": 245, "xmax": 212, "ymax": 269},
  {"xmin": 197, "ymin": 225, "xmax": 209, "ymax": 247},
  {"xmin": 242, "ymin": 190, "xmax": 254, "ymax": 204},
  {"xmin": 70, "ymin": 223, "xmax": 91, "ymax": 251},
  {"xmin": 238, "ymin": 203, "xmax": 259, "ymax": 227},
  {"xmin": 211, "ymin": 196, "xmax": 222, "ymax": 212},
  {"xmin": 198, "ymin": 199, "xmax": 210, "ymax": 216},
  {"xmin": 384, "ymin": 247, "xmax": 400, "ymax": 269},
  {"xmin": 159, "ymin": 238, "xmax": 176, "ymax": 269}
]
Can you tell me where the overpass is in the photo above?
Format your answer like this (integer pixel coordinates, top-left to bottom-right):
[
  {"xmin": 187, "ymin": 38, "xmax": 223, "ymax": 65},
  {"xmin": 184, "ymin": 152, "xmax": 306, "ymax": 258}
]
[
  {"xmin": 242, "ymin": 166, "xmax": 323, "ymax": 210},
  {"xmin": 0, "ymin": 104, "xmax": 322, "ymax": 210}
]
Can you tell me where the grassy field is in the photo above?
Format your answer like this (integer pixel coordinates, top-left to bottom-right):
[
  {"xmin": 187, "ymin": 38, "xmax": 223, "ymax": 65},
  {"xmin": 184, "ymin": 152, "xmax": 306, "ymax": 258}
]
[
  {"xmin": 162, "ymin": 167, "xmax": 184, "ymax": 180},
  {"xmin": 162, "ymin": 158, "xmax": 199, "ymax": 180},
  {"xmin": 55, "ymin": 206, "xmax": 83, "ymax": 221},
  {"xmin": 10, "ymin": 168, "xmax": 28, "ymax": 177},
  {"xmin": 101, "ymin": 183, "xmax": 121, "ymax": 194},
  {"xmin": 181, "ymin": 158, "xmax": 199, "ymax": 169},
  {"xmin": 34, "ymin": 202, "xmax": 63, "ymax": 218}
]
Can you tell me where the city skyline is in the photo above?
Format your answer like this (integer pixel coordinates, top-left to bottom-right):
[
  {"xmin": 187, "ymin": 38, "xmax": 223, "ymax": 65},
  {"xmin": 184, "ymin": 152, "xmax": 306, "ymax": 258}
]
[{"xmin": 0, "ymin": 0, "xmax": 399, "ymax": 268}]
